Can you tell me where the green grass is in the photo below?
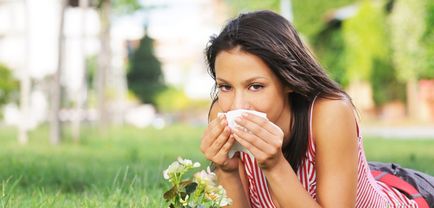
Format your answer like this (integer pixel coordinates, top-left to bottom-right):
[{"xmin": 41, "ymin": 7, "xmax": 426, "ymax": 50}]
[
  {"xmin": 0, "ymin": 124, "xmax": 433, "ymax": 207},
  {"xmin": 364, "ymin": 137, "xmax": 434, "ymax": 174},
  {"xmin": 0, "ymin": 125, "xmax": 206, "ymax": 207}
]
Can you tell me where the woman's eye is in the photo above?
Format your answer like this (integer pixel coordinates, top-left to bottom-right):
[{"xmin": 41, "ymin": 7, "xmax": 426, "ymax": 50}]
[
  {"xmin": 249, "ymin": 83, "xmax": 264, "ymax": 91},
  {"xmin": 218, "ymin": 84, "xmax": 231, "ymax": 92}
]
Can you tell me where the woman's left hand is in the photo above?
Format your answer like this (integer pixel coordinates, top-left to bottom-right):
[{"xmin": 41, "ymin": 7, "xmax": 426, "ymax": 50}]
[{"xmin": 232, "ymin": 112, "xmax": 285, "ymax": 169}]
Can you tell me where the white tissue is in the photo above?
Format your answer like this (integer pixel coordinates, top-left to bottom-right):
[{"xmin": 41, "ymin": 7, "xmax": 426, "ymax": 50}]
[{"xmin": 218, "ymin": 109, "xmax": 267, "ymax": 158}]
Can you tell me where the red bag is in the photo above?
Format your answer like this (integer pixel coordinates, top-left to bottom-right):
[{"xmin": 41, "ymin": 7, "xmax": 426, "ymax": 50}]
[{"xmin": 371, "ymin": 170, "xmax": 429, "ymax": 208}]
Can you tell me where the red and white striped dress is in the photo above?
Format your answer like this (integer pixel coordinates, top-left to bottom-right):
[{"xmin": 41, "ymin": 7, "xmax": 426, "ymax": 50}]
[{"xmin": 239, "ymin": 98, "xmax": 418, "ymax": 208}]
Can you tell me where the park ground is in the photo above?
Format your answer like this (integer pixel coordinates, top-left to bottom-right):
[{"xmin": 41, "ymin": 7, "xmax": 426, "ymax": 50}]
[{"xmin": 0, "ymin": 124, "xmax": 434, "ymax": 207}]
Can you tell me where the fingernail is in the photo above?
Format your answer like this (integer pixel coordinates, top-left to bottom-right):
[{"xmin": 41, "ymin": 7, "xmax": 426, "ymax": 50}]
[{"xmin": 218, "ymin": 113, "xmax": 224, "ymax": 119}]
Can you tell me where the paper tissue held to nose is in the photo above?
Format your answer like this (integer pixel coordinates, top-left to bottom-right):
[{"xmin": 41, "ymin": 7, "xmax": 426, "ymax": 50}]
[{"xmin": 218, "ymin": 109, "xmax": 267, "ymax": 158}]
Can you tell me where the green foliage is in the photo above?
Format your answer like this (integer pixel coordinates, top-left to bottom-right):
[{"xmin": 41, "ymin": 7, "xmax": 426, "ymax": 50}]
[
  {"xmin": 314, "ymin": 27, "xmax": 349, "ymax": 87},
  {"xmin": 0, "ymin": 64, "xmax": 19, "ymax": 106},
  {"xmin": 389, "ymin": 0, "xmax": 427, "ymax": 81},
  {"xmin": 224, "ymin": 0, "xmax": 280, "ymax": 14},
  {"xmin": 127, "ymin": 34, "xmax": 166, "ymax": 105},
  {"xmin": 225, "ymin": 0, "xmax": 355, "ymax": 40},
  {"xmin": 291, "ymin": 0, "xmax": 356, "ymax": 40},
  {"xmin": 342, "ymin": 0, "xmax": 388, "ymax": 82},
  {"xmin": 90, "ymin": 0, "xmax": 141, "ymax": 14},
  {"xmin": 420, "ymin": 0, "xmax": 434, "ymax": 79},
  {"xmin": 371, "ymin": 58, "xmax": 406, "ymax": 106},
  {"xmin": 85, "ymin": 55, "xmax": 97, "ymax": 90},
  {"xmin": 112, "ymin": 0, "xmax": 141, "ymax": 14},
  {"xmin": 155, "ymin": 86, "xmax": 210, "ymax": 114},
  {"xmin": 156, "ymin": 87, "xmax": 190, "ymax": 113}
]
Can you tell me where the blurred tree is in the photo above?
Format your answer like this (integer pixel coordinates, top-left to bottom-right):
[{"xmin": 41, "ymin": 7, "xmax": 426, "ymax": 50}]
[
  {"xmin": 90, "ymin": 0, "xmax": 142, "ymax": 130},
  {"xmin": 340, "ymin": 0, "xmax": 389, "ymax": 111},
  {"xmin": 155, "ymin": 86, "xmax": 209, "ymax": 122},
  {"xmin": 371, "ymin": 57, "xmax": 406, "ymax": 107},
  {"xmin": 389, "ymin": 0, "xmax": 427, "ymax": 118},
  {"xmin": 95, "ymin": 0, "xmax": 111, "ymax": 131},
  {"xmin": 72, "ymin": 0, "xmax": 90, "ymax": 143},
  {"xmin": 155, "ymin": 87, "xmax": 190, "ymax": 113},
  {"xmin": 0, "ymin": 64, "xmax": 19, "ymax": 111},
  {"xmin": 50, "ymin": 0, "xmax": 68, "ymax": 145},
  {"xmin": 314, "ymin": 28, "xmax": 348, "ymax": 87},
  {"xmin": 316, "ymin": 0, "xmax": 406, "ymax": 109},
  {"xmin": 127, "ymin": 34, "xmax": 166, "ymax": 105},
  {"xmin": 342, "ymin": 0, "xmax": 388, "ymax": 83},
  {"xmin": 225, "ymin": 0, "xmax": 355, "ymax": 40}
]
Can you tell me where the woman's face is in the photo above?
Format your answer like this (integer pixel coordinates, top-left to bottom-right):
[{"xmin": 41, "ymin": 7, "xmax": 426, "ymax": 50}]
[{"xmin": 215, "ymin": 48, "xmax": 291, "ymax": 125}]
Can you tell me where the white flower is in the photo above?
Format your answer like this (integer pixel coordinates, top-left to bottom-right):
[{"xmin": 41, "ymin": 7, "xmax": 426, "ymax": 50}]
[
  {"xmin": 162, "ymin": 158, "xmax": 232, "ymax": 207},
  {"xmin": 163, "ymin": 158, "xmax": 201, "ymax": 181},
  {"xmin": 219, "ymin": 196, "xmax": 232, "ymax": 207},
  {"xmin": 193, "ymin": 167, "xmax": 217, "ymax": 188},
  {"xmin": 177, "ymin": 157, "xmax": 200, "ymax": 168},
  {"xmin": 179, "ymin": 194, "xmax": 189, "ymax": 206},
  {"xmin": 217, "ymin": 185, "xmax": 232, "ymax": 206},
  {"xmin": 163, "ymin": 161, "xmax": 183, "ymax": 180}
]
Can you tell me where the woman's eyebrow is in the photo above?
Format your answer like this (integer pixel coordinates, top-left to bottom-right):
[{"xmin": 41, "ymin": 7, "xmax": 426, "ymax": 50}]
[
  {"xmin": 216, "ymin": 78, "xmax": 229, "ymax": 83},
  {"xmin": 216, "ymin": 76, "xmax": 268, "ymax": 84},
  {"xmin": 242, "ymin": 76, "xmax": 268, "ymax": 84}
]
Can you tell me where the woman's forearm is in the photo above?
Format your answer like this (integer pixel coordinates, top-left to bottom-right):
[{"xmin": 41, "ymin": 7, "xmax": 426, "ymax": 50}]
[
  {"xmin": 264, "ymin": 158, "xmax": 321, "ymax": 208},
  {"xmin": 215, "ymin": 168, "xmax": 251, "ymax": 208}
]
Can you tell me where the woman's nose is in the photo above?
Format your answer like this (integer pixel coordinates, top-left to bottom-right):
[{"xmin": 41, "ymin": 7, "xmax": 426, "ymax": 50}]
[{"xmin": 231, "ymin": 92, "xmax": 250, "ymax": 110}]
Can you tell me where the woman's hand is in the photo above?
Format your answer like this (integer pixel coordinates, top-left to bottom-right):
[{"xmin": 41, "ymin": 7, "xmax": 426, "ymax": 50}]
[
  {"xmin": 232, "ymin": 112, "xmax": 285, "ymax": 170},
  {"xmin": 200, "ymin": 114, "xmax": 239, "ymax": 173}
]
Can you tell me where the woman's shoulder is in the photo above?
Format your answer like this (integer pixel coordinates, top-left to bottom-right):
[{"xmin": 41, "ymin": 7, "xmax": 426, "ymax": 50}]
[
  {"xmin": 312, "ymin": 96, "xmax": 355, "ymax": 119},
  {"xmin": 311, "ymin": 96, "xmax": 358, "ymax": 144}
]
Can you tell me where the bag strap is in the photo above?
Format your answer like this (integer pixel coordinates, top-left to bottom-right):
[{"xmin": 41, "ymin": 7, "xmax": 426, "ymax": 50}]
[{"xmin": 371, "ymin": 170, "xmax": 429, "ymax": 208}]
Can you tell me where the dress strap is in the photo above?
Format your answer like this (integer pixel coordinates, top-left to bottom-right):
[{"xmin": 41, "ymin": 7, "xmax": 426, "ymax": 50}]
[{"xmin": 308, "ymin": 95, "xmax": 319, "ymax": 156}]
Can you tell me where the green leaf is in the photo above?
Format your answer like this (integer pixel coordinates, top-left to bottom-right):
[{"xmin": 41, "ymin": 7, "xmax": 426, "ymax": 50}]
[
  {"xmin": 163, "ymin": 186, "xmax": 177, "ymax": 200},
  {"xmin": 185, "ymin": 182, "xmax": 198, "ymax": 195},
  {"xmin": 180, "ymin": 191, "xmax": 187, "ymax": 200},
  {"xmin": 178, "ymin": 180, "xmax": 193, "ymax": 189}
]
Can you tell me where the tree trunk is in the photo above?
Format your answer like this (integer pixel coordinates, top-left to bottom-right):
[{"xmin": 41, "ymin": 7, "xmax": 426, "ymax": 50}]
[
  {"xmin": 97, "ymin": 0, "xmax": 111, "ymax": 130},
  {"xmin": 18, "ymin": 0, "xmax": 31, "ymax": 145},
  {"xmin": 406, "ymin": 78, "xmax": 420, "ymax": 119},
  {"xmin": 50, "ymin": 0, "xmax": 67, "ymax": 145},
  {"xmin": 72, "ymin": 0, "xmax": 89, "ymax": 142}
]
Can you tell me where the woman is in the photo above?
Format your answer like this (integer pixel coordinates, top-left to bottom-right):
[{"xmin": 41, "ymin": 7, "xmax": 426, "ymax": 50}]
[{"xmin": 200, "ymin": 10, "xmax": 420, "ymax": 207}]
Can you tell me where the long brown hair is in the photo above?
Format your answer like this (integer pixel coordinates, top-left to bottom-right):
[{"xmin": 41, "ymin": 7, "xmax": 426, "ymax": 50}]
[{"xmin": 205, "ymin": 10, "xmax": 349, "ymax": 171}]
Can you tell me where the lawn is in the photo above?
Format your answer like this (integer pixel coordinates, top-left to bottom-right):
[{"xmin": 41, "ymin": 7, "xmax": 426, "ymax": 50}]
[{"xmin": 0, "ymin": 124, "xmax": 433, "ymax": 207}]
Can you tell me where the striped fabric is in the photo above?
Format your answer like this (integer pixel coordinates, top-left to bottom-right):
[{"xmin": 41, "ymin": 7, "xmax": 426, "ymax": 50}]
[{"xmin": 240, "ymin": 98, "xmax": 418, "ymax": 208}]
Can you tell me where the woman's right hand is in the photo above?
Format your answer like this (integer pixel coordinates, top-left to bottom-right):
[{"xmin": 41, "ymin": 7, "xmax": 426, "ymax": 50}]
[{"xmin": 200, "ymin": 114, "xmax": 239, "ymax": 173}]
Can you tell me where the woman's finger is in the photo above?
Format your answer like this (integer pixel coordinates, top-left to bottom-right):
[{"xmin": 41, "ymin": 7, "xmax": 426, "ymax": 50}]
[
  {"xmin": 200, "ymin": 114, "xmax": 227, "ymax": 152},
  {"xmin": 241, "ymin": 112, "xmax": 283, "ymax": 137},
  {"xmin": 205, "ymin": 126, "xmax": 231, "ymax": 158},
  {"xmin": 232, "ymin": 133, "xmax": 268, "ymax": 161},
  {"xmin": 235, "ymin": 116, "xmax": 271, "ymax": 144},
  {"xmin": 232, "ymin": 126, "xmax": 276, "ymax": 155},
  {"xmin": 213, "ymin": 135, "xmax": 236, "ymax": 165}
]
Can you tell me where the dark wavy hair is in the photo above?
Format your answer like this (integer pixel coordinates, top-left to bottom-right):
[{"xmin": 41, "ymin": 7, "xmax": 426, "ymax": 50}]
[{"xmin": 205, "ymin": 10, "xmax": 350, "ymax": 171}]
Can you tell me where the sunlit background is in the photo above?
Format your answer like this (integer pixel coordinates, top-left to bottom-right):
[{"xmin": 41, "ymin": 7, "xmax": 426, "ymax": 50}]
[{"xmin": 0, "ymin": 0, "xmax": 433, "ymax": 207}]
